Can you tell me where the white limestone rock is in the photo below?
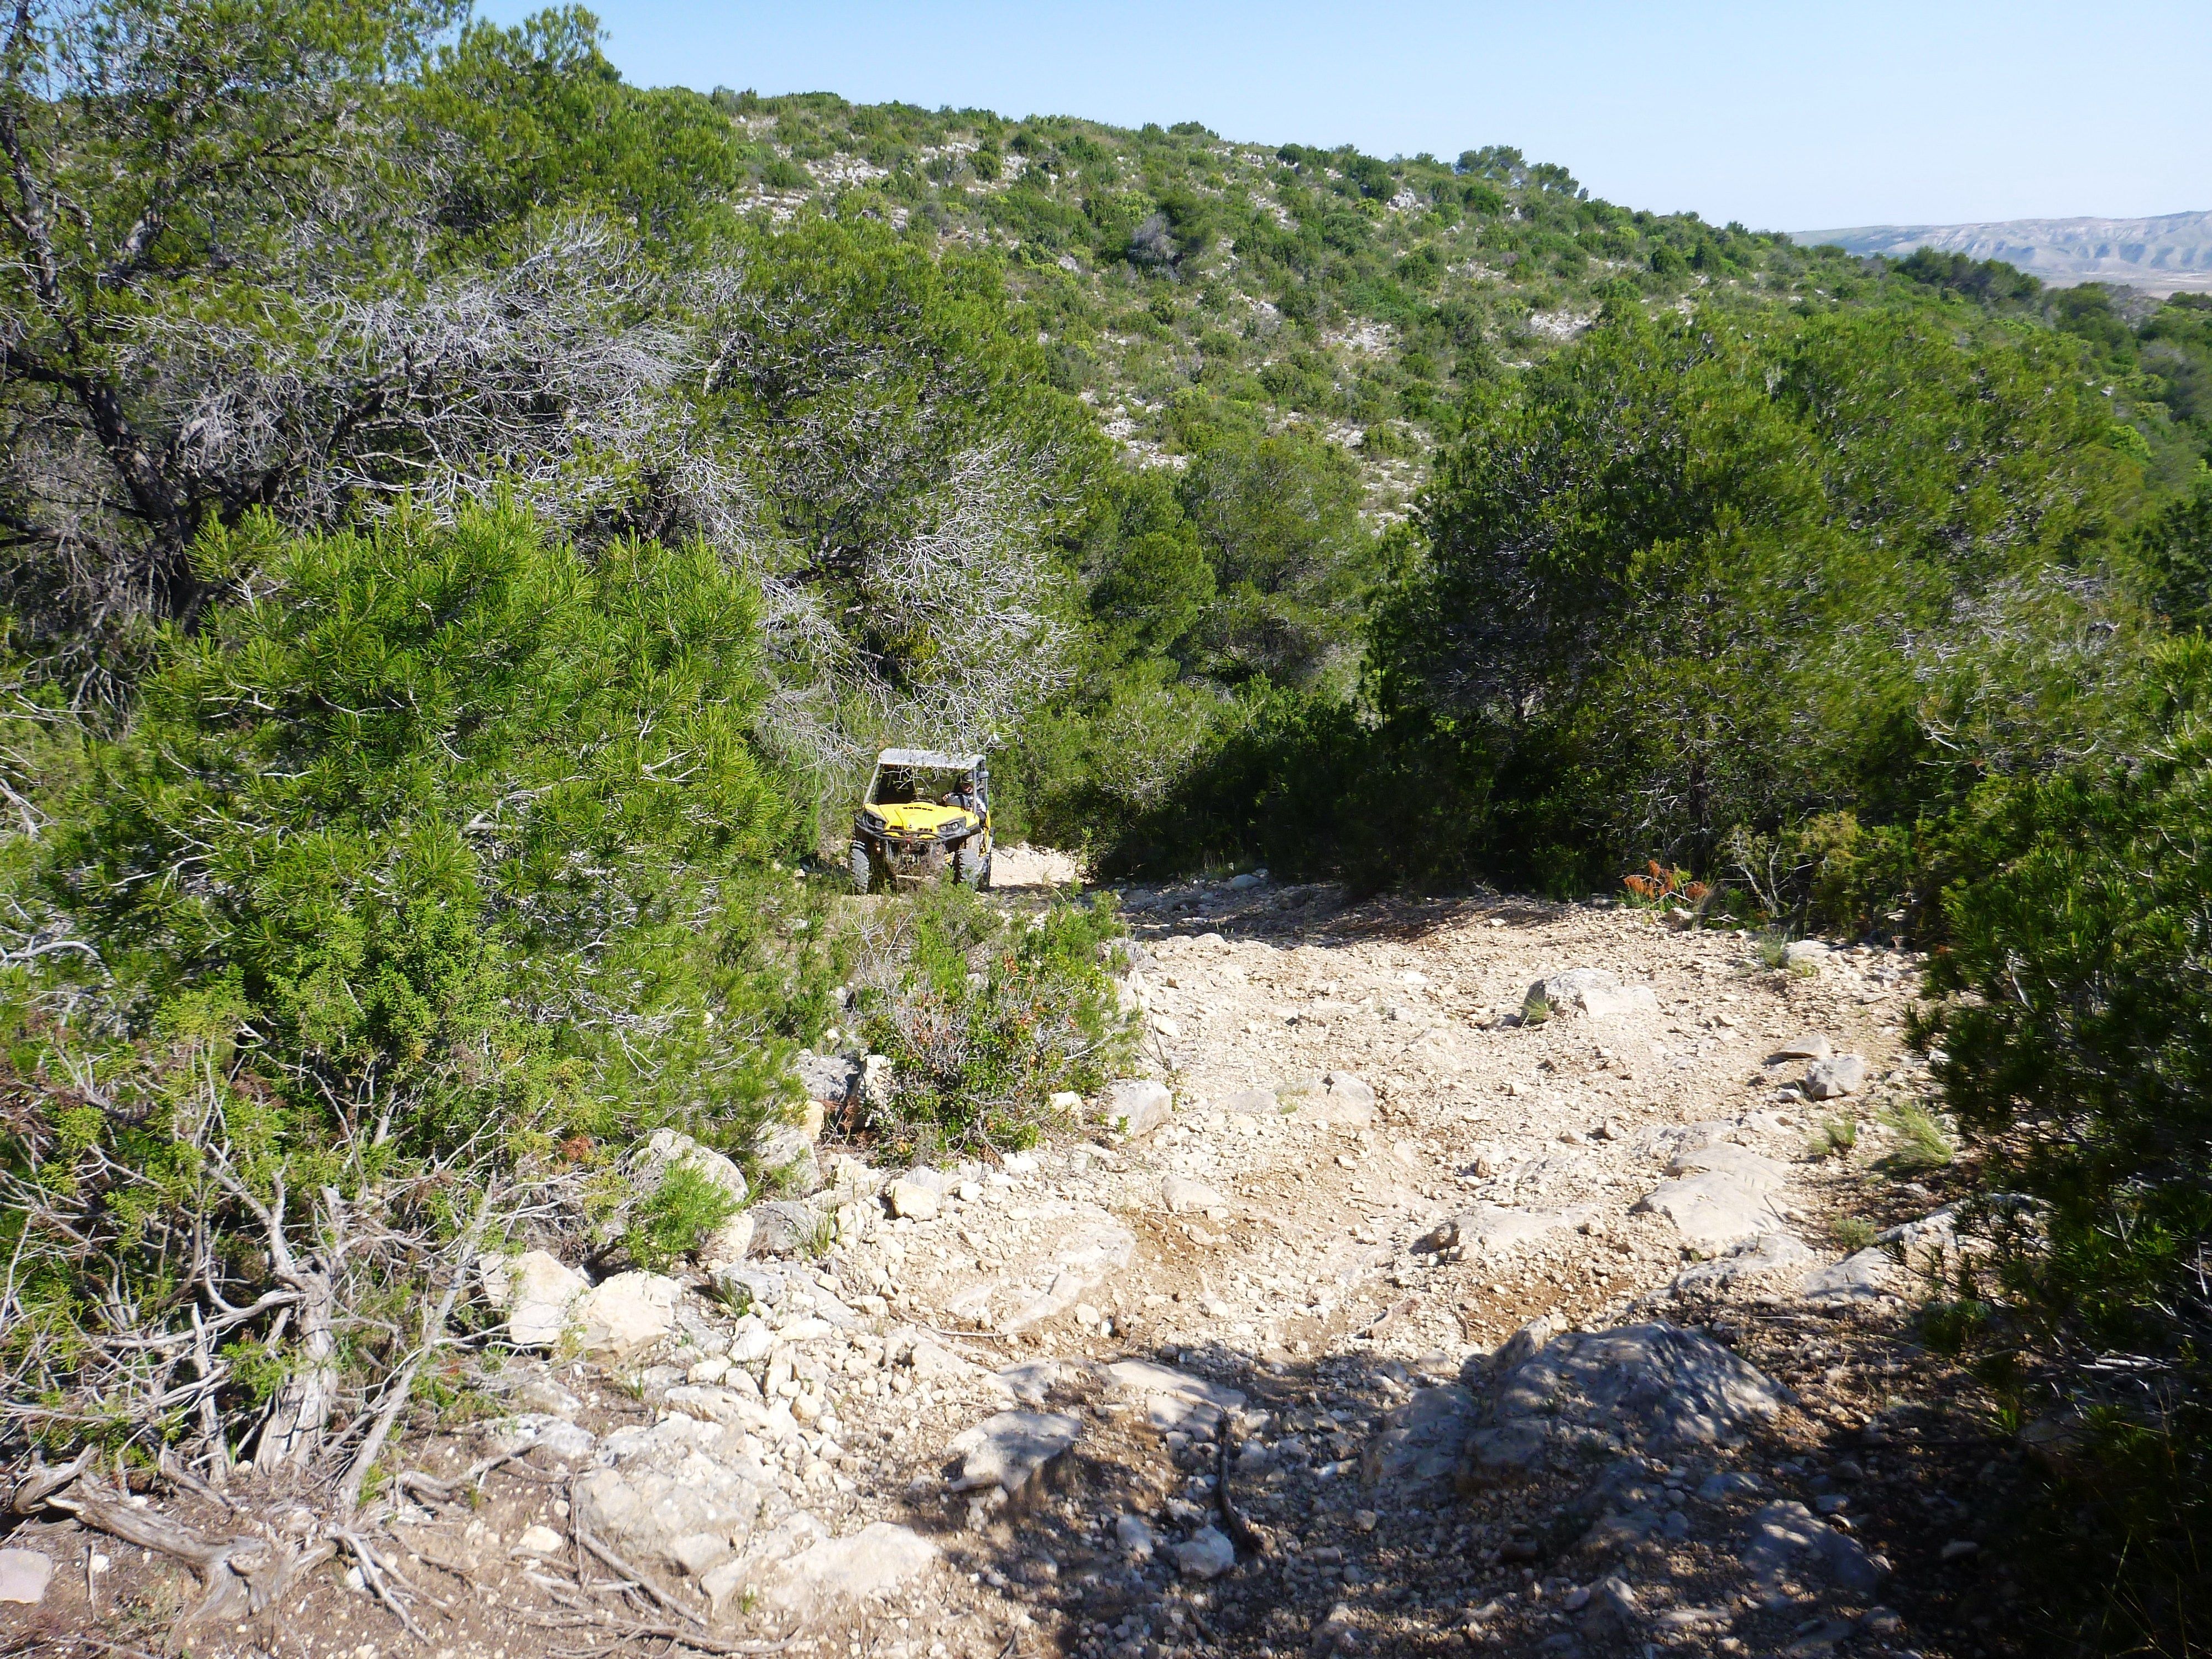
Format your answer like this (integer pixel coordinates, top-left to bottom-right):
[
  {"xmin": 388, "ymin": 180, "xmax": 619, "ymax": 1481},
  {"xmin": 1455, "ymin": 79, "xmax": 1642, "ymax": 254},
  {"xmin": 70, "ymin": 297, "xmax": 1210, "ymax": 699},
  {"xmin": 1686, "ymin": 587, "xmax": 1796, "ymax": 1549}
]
[
  {"xmin": 479, "ymin": 1249, "xmax": 589, "ymax": 1349},
  {"xmin": 1161, "ymin": 1175, "xmax": 1227, "ymax": 1214},
  {"xmin": 1104, "ymin": 1078, "xmax": 1172, "ymax": 1138},
  {"xmin": 946, "ymin": 1410, "xmax": 1083, "ymax": 1495},
  {"xmin": 572, "ymin": 1270, "xmax": 682, "ymax": 1356},
  {"xmin": 1524, "ymin": 969, "xmax": 1660, "ymax": 1021}
]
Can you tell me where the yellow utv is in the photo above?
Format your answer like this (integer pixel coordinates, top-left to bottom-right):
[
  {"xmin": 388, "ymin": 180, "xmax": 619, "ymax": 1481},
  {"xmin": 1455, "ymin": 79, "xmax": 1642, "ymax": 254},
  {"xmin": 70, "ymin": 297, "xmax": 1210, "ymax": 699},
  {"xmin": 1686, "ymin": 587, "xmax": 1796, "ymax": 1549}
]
[{"xmin": 849, "ymin": 748, "xmax": 993, "ymax": 893}]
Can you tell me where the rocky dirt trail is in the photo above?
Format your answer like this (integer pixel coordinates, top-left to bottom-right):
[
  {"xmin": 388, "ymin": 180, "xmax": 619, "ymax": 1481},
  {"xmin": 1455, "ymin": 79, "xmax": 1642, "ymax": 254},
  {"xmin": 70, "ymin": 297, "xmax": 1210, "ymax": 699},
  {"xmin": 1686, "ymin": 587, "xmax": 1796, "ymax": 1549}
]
[{"xmin": 3, "ymin": 874, "xmax": 2032, "ymax": 1659}]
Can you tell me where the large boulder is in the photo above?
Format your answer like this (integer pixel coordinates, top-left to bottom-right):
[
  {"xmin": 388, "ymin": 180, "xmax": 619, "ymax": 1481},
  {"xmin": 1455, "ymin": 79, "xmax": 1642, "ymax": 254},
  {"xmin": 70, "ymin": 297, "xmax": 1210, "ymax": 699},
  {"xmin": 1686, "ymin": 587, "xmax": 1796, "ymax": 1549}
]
[
  {"xmin": 1799, "ymin": 1246, "xmax": 1901, "ymax": 1304},
  {"xmin": 629, "ymin": 1129, "xmax": 754, "ymax": 1268},
  {"xmin": 1672, "ymin": 1232, "xmax": 1818, "ymax": 1292},
  {"xmin": 989, "ymin": 1215, "xmax": 1138, "ymax": 1333},
  {"xmin": 1494, "ymin": 1323, "xmax": 1789, "ymax": 1453},
  {"xmin": 756, "ymin": 1100, "xmax": 826, "ymax": 1196},
  {"xmin": 748, "ymin": 1199, "xmax": 825, "ymax": 1258},
  {"xmin": 637, "ymin": 1127, "xmax": 749, "ymax": 1207},
  {"xmin": 1422, "ymin": 1204, "xmax": 1585, "ymax": 1258}
]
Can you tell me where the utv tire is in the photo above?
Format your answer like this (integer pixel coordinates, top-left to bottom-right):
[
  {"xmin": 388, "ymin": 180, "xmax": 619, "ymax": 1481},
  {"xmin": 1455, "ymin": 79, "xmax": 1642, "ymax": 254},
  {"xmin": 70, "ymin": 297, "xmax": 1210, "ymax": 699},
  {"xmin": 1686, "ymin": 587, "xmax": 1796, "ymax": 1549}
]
[
  {"xmin": 956, "ymin": 840, "xmax": 989, "ymax": 889},
  {"xmin": 849, "ymin": 839, "xmax": 878, "ymax": 894}
]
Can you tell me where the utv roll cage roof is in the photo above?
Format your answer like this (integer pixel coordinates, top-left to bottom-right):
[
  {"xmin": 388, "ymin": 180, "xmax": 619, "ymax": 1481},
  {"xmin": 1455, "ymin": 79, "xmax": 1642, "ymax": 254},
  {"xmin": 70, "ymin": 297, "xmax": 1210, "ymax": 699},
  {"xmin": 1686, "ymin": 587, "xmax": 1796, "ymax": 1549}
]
[{"xmin": 874, "ymin": 749, "xmax": 985, "ymax": 770}]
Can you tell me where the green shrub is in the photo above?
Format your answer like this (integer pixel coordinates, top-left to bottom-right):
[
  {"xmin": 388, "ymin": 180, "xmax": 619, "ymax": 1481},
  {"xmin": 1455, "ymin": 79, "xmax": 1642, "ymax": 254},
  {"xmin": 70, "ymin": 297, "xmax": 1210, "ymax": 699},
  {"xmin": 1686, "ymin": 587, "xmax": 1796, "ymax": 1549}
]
[
  {"xmin": 1833, "ymin": 1216, "xmax": 1877, "ymax": 1253},
  {"xmin": 1915, "ymin": 635, "xmax": 2212, "ymax": 1650},
  {"xmin": 853, "ymin": 886, "xmax": 1134, "ymax": 1159},
  {"xmin": 624, "ymin": 1164, "xmax": 742, "ymax": 1271},
  {"xmin": 1877, "ymin": 1103, "xmax": 1955, "ymax": 1171},
  {"xmin": 0, "ymin": 505, "xmax": 831, "ymax": 1470},
  {"xmin": 1809, "ymin": 1118, "xmax": 1859, "ymax": 1160}
]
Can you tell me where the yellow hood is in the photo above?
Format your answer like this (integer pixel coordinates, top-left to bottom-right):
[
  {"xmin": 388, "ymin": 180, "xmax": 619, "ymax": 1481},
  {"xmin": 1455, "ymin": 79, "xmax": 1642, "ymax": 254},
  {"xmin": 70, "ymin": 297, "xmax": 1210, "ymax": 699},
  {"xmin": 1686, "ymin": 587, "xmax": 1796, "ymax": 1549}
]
[{"xmin": 868, "ymin": 802, "xmax": 976, "ymax": 835}]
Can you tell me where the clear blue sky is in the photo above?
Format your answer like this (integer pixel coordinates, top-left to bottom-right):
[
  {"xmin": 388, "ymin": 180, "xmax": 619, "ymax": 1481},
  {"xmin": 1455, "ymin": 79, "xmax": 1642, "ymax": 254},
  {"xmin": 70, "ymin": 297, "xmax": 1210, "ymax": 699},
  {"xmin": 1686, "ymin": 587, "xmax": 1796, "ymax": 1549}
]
[{"xmin": 474, "ymin": 0, "xmax": 2210, "ymax": 233}]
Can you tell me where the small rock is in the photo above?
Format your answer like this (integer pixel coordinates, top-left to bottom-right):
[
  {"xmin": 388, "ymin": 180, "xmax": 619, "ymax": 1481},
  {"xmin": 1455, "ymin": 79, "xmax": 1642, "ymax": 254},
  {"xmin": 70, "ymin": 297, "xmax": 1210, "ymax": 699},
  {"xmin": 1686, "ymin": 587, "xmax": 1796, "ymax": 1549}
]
[
  {"xmin": 1698, "ymin": 1470, "xmax": 1764, "ymax": 1500},
  {"xmin": 1312, "ymin": 1602, "xmax": 1358, "ymax": 1656},
  {"xmin": 947, "ymin": 1410, "xmax": 1083, "ymax": 1495},
  {"xmin": 515, "ymin": 1524, "xmax": 565, "ymax": 1555},
  {"xmin": 1940, "ymin": 1538, "xmax": 1980, "ymax": 1562},
  {"xmin": 1768, "ymin": 1035, "xmax": 1833, "ymax": 1062},
  {"xmin": 860, "ymin": 1053, "xmax": 895, "ymax": 1108},
  {"xmin": 1743, "ymin": 1500, "xmax": 1886, "ymax": 1595},
  {"xmin": 1162, "ymin": 1175, "xmax": 1227, "ymax": 1214},
  {"xmin": 0, "ymin": 1549, "xmax": 54, "ymax": 1605},
  {"xmin": 888, "ymin": 1178, "xmax": 941, "ymax": 1220},
  {"xmin": 701, "ymin": 1211, "xmax": 756, "ymax": 1269},
  {"xmin": 1173, "ymin": 1525, "xmax": 1236, "ymax": 1579},
  {"xmin": 1228, "ymin": 872, "xmax": 1262, "ymax": 890},
  {"xmin": 1782, "ymin": 940, "xmax": 1830, "ymax": 968},
  {"xmin": 1525, "ymin": 969, "xmax": 1659, "ymax": 1021},
  {"xmin": 481, "ymin": 1248, "xmax": 589, "ymax": 1348},
  {"xmin": 1582, "ymin": 1575, "xmax": 1639, "ymax": 1637},
  {"xmin": 1804, "ymin": 1053, "xmax": 1868, "ymax": 1099},
  {"xmin": 1105, "ymin": 1079, "xmax": 1173, "ymax": 1138},
  {"xmin": 748, "ymin": 1199, "xmax": 822, "ymax": 1256},
  {"xmin": 1048, "ymin": 1089, "xmax": 1084, "ymax": 1115},
  {"xmin": 1115, "ymin": 1513, "xmax": 1157, "ymax": 1560}
]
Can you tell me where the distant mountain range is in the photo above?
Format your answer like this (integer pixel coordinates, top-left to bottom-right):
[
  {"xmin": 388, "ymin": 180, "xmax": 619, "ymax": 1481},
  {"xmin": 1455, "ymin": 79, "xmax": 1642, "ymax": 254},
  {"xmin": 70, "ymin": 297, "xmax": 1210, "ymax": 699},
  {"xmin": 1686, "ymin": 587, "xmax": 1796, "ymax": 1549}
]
[{"xmin": 1791, "ymin": 210, "xmax": 2212, "ymax": 294}]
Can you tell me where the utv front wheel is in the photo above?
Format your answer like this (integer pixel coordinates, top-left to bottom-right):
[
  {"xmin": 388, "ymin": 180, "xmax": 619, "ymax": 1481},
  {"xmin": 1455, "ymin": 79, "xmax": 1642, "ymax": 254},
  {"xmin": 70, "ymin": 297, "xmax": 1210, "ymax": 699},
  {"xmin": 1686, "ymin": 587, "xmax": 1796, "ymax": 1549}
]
[
  {"xmin": 849, "ymin": 839, "xmax": 879, "ymax": 894},
  {"xmin": 955, "ymin": 840, "xmax": 989, "ymax": 889}
]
